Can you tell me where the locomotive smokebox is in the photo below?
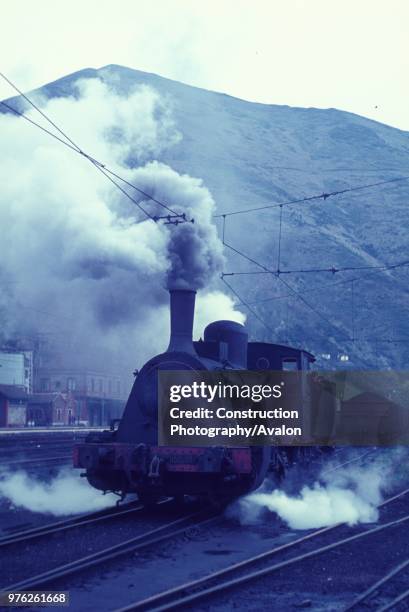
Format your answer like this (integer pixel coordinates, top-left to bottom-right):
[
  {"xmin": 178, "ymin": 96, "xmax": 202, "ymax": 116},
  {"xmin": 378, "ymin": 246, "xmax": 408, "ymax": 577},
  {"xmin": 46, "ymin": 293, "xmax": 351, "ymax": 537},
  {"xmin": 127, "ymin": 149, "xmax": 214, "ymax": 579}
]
[{"xmin": 167, "ymin": 289, "xmax": 197, "ymax": 354}]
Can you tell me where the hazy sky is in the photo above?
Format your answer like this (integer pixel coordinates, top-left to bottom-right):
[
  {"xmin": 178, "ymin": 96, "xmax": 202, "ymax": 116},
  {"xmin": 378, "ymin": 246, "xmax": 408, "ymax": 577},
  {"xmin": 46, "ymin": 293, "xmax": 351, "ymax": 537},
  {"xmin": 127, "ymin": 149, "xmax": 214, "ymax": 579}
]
[{"xmin": 1, "ymin": 0, "xmax": 408, "ymax": 130}]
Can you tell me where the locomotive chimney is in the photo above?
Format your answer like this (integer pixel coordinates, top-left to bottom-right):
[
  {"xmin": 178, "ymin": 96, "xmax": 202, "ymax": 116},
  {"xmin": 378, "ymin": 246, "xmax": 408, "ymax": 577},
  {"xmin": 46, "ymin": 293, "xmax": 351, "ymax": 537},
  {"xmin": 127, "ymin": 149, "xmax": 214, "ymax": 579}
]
[{"xmin": 167, "ymin": 289, "xmax": 197, "ymax": 353}]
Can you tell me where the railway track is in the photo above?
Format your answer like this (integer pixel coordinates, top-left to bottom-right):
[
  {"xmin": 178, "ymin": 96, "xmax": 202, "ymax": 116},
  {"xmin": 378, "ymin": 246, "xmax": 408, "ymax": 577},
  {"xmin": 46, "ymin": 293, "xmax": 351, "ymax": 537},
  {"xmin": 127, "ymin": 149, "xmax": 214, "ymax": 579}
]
[
  {"xmin": 0, "ymin": 445, "xmax": 74, "ymax": 458},
  {"xmin": 0, "ymin": 432, "xmax": 83, "ymax": 469},
  {"xmin": 112, "ymin": 486, "xmax": 409, "ymax": 612},
  {"xmin": 0, "ymin": 455, "xmax": 72, "ymax": 471},
  {"xmin": 1, "ymin": 447, "xmax": 400, "ymax": 609},
  {"xmin": 1, "ymin": 504, "xmax": 219, "ymax": 593},
  {"xmin": 0, "ymin": 428, "xmax": 97, "ymax": 459},
  {"xmin": 322, "ymin": 447, "xmax": 378, "ymax": 475},
  {"xmin": 377, "ymin": 588, "xmax": 409, "ymax": 612},
  {"xmin": 0, "ymin": 443, "xmax": 74, "ymax": 453},
  {"xmin": 345, "ymin": 556, "xmax": 409, "ymax": 611},
  {"xmin": 2, "ymin": 454, "xmax": 72, "ymax": 469},
  {"xmin": 0, "ymin": 500, "xmax": 146, "ymax": 547}
]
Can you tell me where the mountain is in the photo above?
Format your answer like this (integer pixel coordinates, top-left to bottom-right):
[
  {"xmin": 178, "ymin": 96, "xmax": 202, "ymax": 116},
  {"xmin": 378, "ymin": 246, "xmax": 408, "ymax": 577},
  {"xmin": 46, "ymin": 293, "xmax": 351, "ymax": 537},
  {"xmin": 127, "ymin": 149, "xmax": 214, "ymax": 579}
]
[{"xmin": 3, "ymin": 64, "xmax": 409, "ymax": 368}]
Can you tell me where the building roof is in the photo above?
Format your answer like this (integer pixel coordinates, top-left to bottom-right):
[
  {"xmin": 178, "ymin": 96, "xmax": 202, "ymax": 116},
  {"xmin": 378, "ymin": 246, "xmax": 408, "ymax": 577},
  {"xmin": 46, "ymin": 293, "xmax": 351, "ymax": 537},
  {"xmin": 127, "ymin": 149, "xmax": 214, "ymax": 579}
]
[{"xmin": 0, "ymin": 384, "xmax": 28, "ymax": 400}]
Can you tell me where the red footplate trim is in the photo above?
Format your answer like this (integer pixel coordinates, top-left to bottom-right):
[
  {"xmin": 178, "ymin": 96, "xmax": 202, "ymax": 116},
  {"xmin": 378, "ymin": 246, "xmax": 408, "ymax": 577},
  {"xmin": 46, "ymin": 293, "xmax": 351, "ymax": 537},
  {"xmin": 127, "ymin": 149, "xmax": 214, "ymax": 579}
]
[
  {"xmin": 73, "ymin": 443, "xmax": 252, "ymax": 474},
  {"xmin": 152, "ymin": 447, "xmax": 252, "ymax": 474}
]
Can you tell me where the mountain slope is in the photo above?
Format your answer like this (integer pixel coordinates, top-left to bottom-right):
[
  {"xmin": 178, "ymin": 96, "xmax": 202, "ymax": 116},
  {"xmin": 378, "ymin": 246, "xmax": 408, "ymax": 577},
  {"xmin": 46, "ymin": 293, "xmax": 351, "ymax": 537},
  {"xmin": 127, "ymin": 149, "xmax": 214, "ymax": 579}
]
[{"xmin": 3, "ymin": 65, "xmax": 409, "ymax": 368}]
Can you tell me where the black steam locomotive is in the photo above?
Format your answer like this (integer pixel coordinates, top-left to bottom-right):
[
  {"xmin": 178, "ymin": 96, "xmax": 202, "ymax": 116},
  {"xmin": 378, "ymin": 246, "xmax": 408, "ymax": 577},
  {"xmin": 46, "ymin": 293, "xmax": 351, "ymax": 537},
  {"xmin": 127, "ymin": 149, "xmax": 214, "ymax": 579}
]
[{"xmin": 73, "ymin": 289, "xmax": 334, "ymax": 504}]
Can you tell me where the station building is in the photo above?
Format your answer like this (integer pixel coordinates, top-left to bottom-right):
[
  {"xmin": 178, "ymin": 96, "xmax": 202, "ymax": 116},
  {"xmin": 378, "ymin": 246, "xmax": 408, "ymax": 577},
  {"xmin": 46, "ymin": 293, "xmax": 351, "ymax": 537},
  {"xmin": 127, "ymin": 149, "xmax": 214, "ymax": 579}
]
[
  {"xmin": 0, "ymin": 384, "xmax": 28, "ymax": 427},
  {"xmin": 0, "ymin": 343, "xmax": 128, "ymax": 428},
  {"xmin": 34, "ymin": 367, "xmax": 127, "ymax": 426}
]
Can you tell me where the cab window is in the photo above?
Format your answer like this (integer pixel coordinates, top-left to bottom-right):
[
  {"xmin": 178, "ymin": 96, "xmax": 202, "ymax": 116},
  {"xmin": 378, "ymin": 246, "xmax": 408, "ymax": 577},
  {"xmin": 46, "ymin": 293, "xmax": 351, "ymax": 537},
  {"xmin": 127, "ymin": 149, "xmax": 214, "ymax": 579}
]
[{"xmin": 282, "ymin": 358, "xmax": 298, "ymax": 371}]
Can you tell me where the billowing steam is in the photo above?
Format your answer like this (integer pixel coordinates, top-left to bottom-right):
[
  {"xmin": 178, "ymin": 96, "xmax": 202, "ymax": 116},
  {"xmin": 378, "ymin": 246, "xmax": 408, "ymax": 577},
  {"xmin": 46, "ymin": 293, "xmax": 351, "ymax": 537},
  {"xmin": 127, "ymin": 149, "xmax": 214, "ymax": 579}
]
[
  {"xmin": 0, "ymin": 78, "xmax": 243, "ymax": 372},
  {"xmin": 0, "ymin": 469, "xmax": 116, "ymax": 515},
  {"xmin": 234, "ymin": 450, "xmax": 404, "ymax": 530}
]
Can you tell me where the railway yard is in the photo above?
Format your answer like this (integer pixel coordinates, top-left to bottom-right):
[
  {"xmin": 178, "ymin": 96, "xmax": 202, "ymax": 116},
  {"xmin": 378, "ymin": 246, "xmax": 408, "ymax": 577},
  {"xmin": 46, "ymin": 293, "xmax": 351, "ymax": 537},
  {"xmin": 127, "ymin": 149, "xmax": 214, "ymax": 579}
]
[
  {"xmin": 0, "ymin": 432, "xmax": 408, "ymax": 611},
  {"xmin": 0, "ymin": 4, "xmax": 408, "ymax": 608}
]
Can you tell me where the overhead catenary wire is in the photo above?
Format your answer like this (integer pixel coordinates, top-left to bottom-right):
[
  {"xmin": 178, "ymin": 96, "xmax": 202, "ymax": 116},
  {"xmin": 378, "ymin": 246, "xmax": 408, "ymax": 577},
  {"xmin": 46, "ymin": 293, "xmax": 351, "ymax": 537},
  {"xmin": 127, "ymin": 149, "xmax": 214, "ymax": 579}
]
[
  {"xmin": 278, "ymin": 273, "xmax": 348, "ymax": 338},
  {"xmin": 3, "ymin": 75, "xmax": 408, "ymax": 350},
  {"xmin": 223, "ymin": 246, "xmax": 409, "ymax": 345},
  {"xmin": 1, "ymin": 72, "xmax": 89, "ymax": 156},
  {"xmin": 221, "ymin": 258, "xmax": 409, "ymax": 277},
  {"xmin": 0, "ymin": 73, "xmax": 191, "ymax": 223},
  {"xmin": 222, "ymin": 241, "xmax": 350, "ymax": 340},
  {"xmin": 224, "ymin": 259, "xmax": 409, "ymax": 345},
  {"xmin": 354, "ymin": 338, "xmax": 409, "ymax": 344},
  {"xmin": 218, "ymin": 194, "xmax": 409, "ymax": 328},
  {"xmin": 214, "ymin": 174, "xmax": 409, "ymax": 218},
  {"xmin": 220, "ymin": 195, "xmax": 409, "ymax": 347},
  {"xmin": 221, "ymin": 276, "xmax": 276, "ymax": 335},
  {"xmin": 220, "ymin": 218, "xmax": 351, "ymax": 340},
  {"xmin": 221, "ymin": 267, "xmax": 384, "ymax": 358},
  {"xmin": 245, "ymin": 270, "xmax": 402, "ymax": 305},
  {"xmin": 0, "ymin": 99, "xmax": 157, "ymax": 220},
  {"xmin": 2, "ymin": 73, "xmax": 407, "ymax": 228},
  {"xmin": 250, "ymin": 164, "xmax": 409, "ymax": 174},
  {"xmin": 221, "ymin": 276, "xmax": 294, "ymax": 345}
]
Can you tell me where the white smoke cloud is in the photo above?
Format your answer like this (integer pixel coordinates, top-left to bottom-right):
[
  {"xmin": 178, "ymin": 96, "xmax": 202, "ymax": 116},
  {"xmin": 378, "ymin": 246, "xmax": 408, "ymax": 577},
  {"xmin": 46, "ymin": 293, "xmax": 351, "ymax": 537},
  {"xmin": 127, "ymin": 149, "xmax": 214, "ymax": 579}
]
[
  {"xmin": 234, "ymin": 450, "xmax": 402, "ymax": 530},
  {"xmin": 0, "ymin": 469, "xmax": 117, "ymax": 516},
  {"xmin": 0, "ymin": 77, "xmax": 243, "ymax": 372},
  {"xmin": 194, "ymin": 291, "xmax": 246, "ymax": 338},
  {"xmin": 240, "ymin": 482, "xmax": 378, "ymax": 530}
]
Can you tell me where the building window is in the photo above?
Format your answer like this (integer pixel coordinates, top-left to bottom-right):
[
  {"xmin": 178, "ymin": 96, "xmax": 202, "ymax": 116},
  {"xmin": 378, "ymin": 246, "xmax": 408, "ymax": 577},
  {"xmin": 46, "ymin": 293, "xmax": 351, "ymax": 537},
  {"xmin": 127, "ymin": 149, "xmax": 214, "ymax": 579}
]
[
  {"xmin": 40, "ymin": 378, "xmax": 50, "ymax": 391},
  {"xmin": 67, "ymin": 377, "xmax": 76, "ymax": 391},
  {"xmin": 91, "ymin": 378, "xmax": 95, "ymax": 392},
  {"xmin": 57, "ymin": 409, "xmax": 61, "ymax": 421},
  {"xmin": 55, "ymin": 380, "xmax": 61, "ymax": 390},
  {"xmin": 99, "ymin": 379, "xmax": 103, "ymax": 393},
  {"xmin": 108, "ymin": 379, "xmax": 112, "ymax": 394}
]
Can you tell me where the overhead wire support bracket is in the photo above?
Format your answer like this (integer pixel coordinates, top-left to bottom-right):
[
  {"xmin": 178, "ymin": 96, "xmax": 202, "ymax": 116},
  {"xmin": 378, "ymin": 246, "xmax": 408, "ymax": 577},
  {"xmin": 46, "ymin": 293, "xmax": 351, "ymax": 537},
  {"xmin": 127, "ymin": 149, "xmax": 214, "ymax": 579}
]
[
  {"xmin": 152, "ymin": 213, "xmax": 194, "ymax": 225},
  {"xmin": 0, "ymin": 72, "xmax": 190, "ymax": 226},
  {"xmin": 222, "ymin": 214, "xmax": 226, "ymax": 244},
  {"xmin": 276, "ymin": 204, "xmax": 283, "ymax": 274}
]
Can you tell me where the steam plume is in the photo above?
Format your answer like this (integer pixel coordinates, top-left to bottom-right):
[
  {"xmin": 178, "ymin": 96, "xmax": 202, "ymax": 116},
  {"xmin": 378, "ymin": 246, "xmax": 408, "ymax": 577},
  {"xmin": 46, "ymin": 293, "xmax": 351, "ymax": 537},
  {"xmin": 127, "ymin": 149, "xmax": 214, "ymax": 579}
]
[
  {"xmin": 233, "ymin": 449, "xmax": 405, "ymax": 530},
  {"xmin": 0, "ymin": 78, "xmax": 243, "ymax": 373},
  {"xmin": 0, "ymin": 469, "xmax": 116, "ymax": 516}
]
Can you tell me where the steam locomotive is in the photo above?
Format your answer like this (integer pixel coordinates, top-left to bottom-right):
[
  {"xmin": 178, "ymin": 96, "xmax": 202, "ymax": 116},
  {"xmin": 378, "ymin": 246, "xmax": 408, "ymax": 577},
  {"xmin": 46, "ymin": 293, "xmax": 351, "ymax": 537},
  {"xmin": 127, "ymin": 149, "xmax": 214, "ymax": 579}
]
[{"xmin": 73, "ymin": 289, "xmax": 334, "ymax": 505}]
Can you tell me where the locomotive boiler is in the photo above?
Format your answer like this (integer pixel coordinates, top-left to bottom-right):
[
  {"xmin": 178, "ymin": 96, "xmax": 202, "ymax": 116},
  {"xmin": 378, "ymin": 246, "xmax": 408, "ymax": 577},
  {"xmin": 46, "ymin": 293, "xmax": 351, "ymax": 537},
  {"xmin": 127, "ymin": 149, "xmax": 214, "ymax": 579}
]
[{"xmin": 73, "ymin": 288, "xmax": 333, "ymax": 505}]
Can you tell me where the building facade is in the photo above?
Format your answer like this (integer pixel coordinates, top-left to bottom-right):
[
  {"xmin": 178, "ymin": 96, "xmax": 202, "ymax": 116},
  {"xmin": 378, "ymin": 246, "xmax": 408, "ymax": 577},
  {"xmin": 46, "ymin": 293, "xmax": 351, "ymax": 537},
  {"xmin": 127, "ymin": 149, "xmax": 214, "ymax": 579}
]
[
  {"xmin": 0, "ymin": 339, "xmax": 129, "ymax": 427},
  {"xmin": 34, "ymin": 367, "xmax": 128, "ymax": 426},
  {"xmin": 0, "ymin": 351, "xmax": 33, "ymax": 393},
  {"xmin": 0, "ymin": 384, "xmax": 28, "ymax": 427}
]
